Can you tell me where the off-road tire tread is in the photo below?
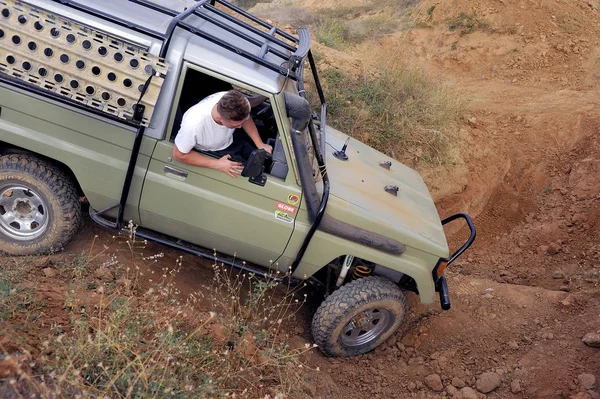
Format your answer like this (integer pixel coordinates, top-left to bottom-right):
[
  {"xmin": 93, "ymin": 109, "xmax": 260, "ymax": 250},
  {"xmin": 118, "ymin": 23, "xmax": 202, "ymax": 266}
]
[
  {"xmin": 312, "ymin": 276, "xmax": 407, "ymax": 357},
  {"xmin": 0, "ymin": 154, "xmax": 82, "ymax": 255}
]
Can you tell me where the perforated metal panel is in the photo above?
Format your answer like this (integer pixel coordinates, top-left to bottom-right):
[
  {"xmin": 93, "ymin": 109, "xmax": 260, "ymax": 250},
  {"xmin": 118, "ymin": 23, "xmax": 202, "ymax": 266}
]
[{"xmin": 0, "ymin": 0, "xmax": 169, "ymax": 126}]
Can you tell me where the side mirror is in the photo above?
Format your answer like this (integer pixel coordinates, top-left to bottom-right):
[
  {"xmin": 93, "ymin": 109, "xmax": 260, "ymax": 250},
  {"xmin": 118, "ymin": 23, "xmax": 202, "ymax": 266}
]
[{"xmin": 241, "ymin": 148, "xmax": 267, "ymax": 186}]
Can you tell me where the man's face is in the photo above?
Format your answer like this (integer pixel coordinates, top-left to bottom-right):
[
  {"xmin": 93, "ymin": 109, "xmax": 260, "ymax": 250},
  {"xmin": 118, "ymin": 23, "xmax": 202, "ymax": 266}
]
[{"xmin": 220, "ymin": 116, "xmax": 248, "ymax": 129}]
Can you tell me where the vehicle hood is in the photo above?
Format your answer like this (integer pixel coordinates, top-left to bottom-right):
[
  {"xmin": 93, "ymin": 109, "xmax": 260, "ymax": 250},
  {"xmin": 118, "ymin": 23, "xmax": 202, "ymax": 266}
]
[{"xmin": 322, "ymin": 126, "xmax": 449, "ymax": 258}]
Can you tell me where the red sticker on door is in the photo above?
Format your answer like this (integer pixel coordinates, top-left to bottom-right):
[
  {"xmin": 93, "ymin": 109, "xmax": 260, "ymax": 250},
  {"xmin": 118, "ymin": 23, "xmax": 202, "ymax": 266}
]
[{"xmin": 276, "ymin": 202, "xmax": 297, "ymax": 215}]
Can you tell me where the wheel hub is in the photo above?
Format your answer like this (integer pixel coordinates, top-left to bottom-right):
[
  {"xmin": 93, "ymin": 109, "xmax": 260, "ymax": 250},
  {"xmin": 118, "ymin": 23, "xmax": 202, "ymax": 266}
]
[
  {"xmin": 15, "ymin": 199, "xmax": 35, "ymax": 217},
  {"xmin": 341, "ymin": 308, "xmax": 391, "ymax": 347},
  {"xmin": 0, "ymin": 185, "xmax": 49, "ymax": 240}
]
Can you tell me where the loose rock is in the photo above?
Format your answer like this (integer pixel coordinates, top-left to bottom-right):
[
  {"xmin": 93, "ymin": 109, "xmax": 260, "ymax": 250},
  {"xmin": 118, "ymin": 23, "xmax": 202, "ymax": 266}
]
[
  {"xmin": 547, "ymin": 242, "xmax": 561, "ymax": 255},
  {"xmin": 561, "ymin": 295, "xmax": 575, "ymax": 306},
  {"xmin": 511, "ymin": 379, "xmax": 522, "ymax": 393},
  {"xmin": 94, "ymin": 267, "xmax": 114, "ymax": 282},
  {"xmin": 425, "ymin": 374, "xmax": 444, "ymax": 392},
  {"xmin": 476, "ymin": 372, "xmax": 502, "ymax": 393},
  {"xmin": 452, "ymin": 377, "xmax": 467, "ymax": 388},
  {"xmin": 578, "ymin": 373, "xmax": 596, "ymax": 390},
  {"xmin": 458, "ymin": 387, "xmax": 479, "ymax": 399},
  {"xmin": 582, "ymin": 332, "xmax": 600, "ymax": 347},
  {"xmin": 553, "ymin": 270, "xmax": 565, "ymax": 279},
  {"xmin": 42, "ymin": 267, "xmax": 57, "ymax": 278},
  {"xmin": 447, "ymin": 385, "xmax": 458, "ymax": 396}
]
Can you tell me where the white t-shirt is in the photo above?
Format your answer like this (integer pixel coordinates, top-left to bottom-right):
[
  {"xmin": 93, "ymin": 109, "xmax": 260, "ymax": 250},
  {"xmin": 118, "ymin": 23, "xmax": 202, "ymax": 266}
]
[{"xmin": 174, "ymin": 92, "xmax": 234, "ymax": 153}]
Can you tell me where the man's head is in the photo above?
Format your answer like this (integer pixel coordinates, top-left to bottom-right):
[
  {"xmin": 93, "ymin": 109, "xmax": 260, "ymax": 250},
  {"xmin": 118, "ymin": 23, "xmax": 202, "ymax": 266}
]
[{"xmin": 216, "ymin": 90, "xmax": 251, "ymax": 129}]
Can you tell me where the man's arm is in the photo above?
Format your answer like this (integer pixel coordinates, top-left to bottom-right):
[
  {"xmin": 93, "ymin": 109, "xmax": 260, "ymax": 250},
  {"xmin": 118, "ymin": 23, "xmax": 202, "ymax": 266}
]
[
  {"xmin": 172, "ymin": 144, "xmax": 243, "ymax": 178},
  {"xmin": 242, "ymin": 118, "xmax": 272, "ymax": 154}
]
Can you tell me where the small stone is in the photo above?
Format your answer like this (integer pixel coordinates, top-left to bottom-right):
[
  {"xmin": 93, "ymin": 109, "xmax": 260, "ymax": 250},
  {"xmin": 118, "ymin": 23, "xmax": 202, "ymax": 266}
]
[
  {"xmin": 561, "ymin": 295, "xmax": 575, "ymax": 306},
  {"xmin": 547, "ymin": 242, "xmax": 561, "ymax": 255},
  {"xmin": 452, "ymin": 378, "xmax": 466, "ymax": 388},
  {"xmin": 582, "ymin": 332, "xmax": 600, "ymax": 347},
  {"xmin": 408, "ymin": 381, "xmax": 417, "ymax": 391},
  {"xmin": 459, "ymin": 387, "xmax": 479, "ymax": 399},
  {"xmin": 387, "ymin": 335, "xmax": 397, "ymax": 347},
  {"xmin": 425, "ymin": 374, "xmax": 444, "ymax": 392},
  {"xmin": 42, "ymin": 267, "xmax": 57, "ymax": 278},
  {"xmin": 94, "ymin": 267, "xmax": 113, "ymax": 282},
  {"xmin": 476, "ymin": 372, "xmax": 502, "ymax": 393},
  {"xmin": 508, "ymin": 340, "xmax": 519, "ymax": 349},
  {"xmin": 447, "ymin": 385, "xmax": 458, "ymax": 396},
  {"xmin": 511, "ymin": 379, "xmax": 522, "ymax": 393},
  {"xmin": 483, "ymin": 293, "xmax": 494, "ymax": 299},
  {"xmin": 396, "ymin": 342, "xmax": 406, "ymax": 351},
  {"xmin": 538, "ymin": 245, "xmax": 549, "ymax": 255},
  {"xmin": 578, "ymin": 373, "xmax": 596, "ymax": 390},
  {"xmin": 553, "ymin": 270, "xmax": 565, "ymax": 279},
  {"xmin": 467, "ymin": 117, "xmax": 478, "ymax": 128}
]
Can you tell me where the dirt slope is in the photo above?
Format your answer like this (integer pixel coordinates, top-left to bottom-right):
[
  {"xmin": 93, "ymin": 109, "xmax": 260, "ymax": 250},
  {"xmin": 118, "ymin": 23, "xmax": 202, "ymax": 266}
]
[{"xmin": 253, "ymin": 0, "xmax": 600, "ymax": 397}]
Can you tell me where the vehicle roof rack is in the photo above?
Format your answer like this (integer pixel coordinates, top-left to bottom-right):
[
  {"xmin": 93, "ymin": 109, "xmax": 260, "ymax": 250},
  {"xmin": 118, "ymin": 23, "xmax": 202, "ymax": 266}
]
[{"xmin": 51, "ymin": 0, "xmax": 310, "ymax": 80}]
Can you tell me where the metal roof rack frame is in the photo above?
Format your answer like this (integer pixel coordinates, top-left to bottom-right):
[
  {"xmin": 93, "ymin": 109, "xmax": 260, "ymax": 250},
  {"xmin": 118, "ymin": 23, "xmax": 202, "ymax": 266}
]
[{"xmin": 51, "ymin": 0, "xmax": 310, "ymax": 80}]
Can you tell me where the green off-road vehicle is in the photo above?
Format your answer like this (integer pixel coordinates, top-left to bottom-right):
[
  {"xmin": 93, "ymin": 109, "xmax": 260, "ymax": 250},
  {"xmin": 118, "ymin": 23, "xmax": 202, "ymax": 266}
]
[{"xmin": 0, "ymin": 0, "xmax": 475, "ymax": 356}]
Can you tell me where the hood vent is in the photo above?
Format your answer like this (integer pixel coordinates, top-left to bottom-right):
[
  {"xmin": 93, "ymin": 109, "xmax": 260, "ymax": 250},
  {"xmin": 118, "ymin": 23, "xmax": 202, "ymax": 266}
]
[
  {"xmin": 384, "ymin": 185, "xmax": 399, "ymax": 196},
  {"xmin": 379, "ymin": 161, "xmax": 392, "ymax": 170}
]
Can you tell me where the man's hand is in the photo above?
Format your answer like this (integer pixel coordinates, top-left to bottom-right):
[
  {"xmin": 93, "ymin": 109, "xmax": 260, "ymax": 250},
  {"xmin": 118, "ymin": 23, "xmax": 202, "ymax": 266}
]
[
  {"xmin": 215, "ymin": 155, "xmax": 243, "ymax": 178},
  {"xmin": 262, "ymin": 144, "xmax": 273, "ymax": 154}
]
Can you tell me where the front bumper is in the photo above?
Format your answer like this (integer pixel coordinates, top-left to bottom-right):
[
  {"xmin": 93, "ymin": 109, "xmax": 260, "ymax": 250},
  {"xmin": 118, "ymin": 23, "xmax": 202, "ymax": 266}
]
[{"xmin": 433, "ymin": 213, "xmax": 477, "ymax": 310}]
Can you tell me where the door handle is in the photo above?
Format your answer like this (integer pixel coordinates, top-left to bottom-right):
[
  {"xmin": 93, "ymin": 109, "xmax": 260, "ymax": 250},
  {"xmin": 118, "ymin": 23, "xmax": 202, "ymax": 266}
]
[{"xmin": 164, "ymin": 165, "xmax": 188, "ymax": 178}]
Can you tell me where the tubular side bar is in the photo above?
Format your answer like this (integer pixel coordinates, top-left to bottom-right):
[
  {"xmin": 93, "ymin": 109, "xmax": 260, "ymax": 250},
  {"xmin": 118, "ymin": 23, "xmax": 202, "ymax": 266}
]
[
  {"xmin": 88, "ymin": 207, "xmax": 287, "ymax": 282},
  {"xmin": 433, "ymin": 212, "xmax": 477, "ymax": 310}
]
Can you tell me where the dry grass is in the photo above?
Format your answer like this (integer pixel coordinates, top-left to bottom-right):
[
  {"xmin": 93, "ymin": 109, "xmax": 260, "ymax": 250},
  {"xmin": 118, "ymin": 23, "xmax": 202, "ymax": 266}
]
[
  {"xmin": 315, "ymin": 64, "xmax": 464, "ymax": 163},
  {"xmin": 308, "ymin": 0, "xmax": 419, "ymax": 48},
  {"xmin": 0, "ymin": 228, "xmax": 313, "ymax": 398}
]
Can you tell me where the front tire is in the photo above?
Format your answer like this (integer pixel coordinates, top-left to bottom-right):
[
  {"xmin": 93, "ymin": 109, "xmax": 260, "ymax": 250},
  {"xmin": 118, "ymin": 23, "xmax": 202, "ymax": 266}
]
[
  {"xmin": 311, "ymin": 276, "xmax": 407, "ymax": 357},
  {"xmin": 0, "ymin": 154, "xmax": 82, "ymax": 255}
]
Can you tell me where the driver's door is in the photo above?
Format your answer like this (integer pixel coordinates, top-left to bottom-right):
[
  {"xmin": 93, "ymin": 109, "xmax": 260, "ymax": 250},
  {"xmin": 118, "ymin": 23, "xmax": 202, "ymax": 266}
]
[{"xmin": 138, "ymin": 67, "xmax": 300, "ymax": 266}]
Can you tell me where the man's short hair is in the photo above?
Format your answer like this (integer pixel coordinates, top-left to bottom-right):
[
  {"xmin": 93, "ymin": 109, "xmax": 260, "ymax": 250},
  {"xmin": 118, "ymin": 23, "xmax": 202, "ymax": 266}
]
[{"xmin": 217, "ymin": 90, "xmax": 251, "ymax": 122}]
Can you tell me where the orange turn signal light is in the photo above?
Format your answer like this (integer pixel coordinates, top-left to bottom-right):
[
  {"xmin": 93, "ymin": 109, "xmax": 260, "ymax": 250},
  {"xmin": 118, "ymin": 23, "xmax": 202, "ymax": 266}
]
[{"xmin": 436, "ymin": 261, "xmax": 448, "ymax": 278}]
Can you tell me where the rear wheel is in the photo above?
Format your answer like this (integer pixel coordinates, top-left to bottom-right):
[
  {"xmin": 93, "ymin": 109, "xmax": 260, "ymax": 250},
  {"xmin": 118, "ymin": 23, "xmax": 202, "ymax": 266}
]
[
  {"xmin": 0, "ymin": 154, "xmax": 82, "ymax": 255},
  {"xmin": 312, "ymin": 276, "xmax": 407, "ymax": 357}
]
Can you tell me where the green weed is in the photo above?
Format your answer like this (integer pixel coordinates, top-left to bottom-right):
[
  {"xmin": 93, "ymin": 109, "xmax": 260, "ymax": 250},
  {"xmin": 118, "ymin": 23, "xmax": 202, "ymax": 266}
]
[
  {"xmin": 427, "ymin": 5, "xmax": 436, "ymax": 20},
  {"xmin": 448, "ymin": 12, "xmax": 489, "ymax": 35},
  {"xmin": 316, "ymin": 18, "xmax": 350, "ymax": 48}
]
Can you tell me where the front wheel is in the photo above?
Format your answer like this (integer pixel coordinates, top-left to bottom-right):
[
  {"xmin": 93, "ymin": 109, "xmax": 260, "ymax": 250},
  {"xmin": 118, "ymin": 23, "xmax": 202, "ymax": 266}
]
[
  {"xmin": 0, "ymin": 154, "xmax": 82, "ymax": 255},
  {"xmin": 311, "ymin": 276, "xmax": 407, "ymax": 357}
]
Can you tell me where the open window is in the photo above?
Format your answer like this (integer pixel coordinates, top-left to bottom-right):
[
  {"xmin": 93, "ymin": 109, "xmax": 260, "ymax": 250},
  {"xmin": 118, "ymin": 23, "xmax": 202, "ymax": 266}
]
[{"xmin": 169, "ymin": 65, "xmax": 289, "ymax": 180}]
